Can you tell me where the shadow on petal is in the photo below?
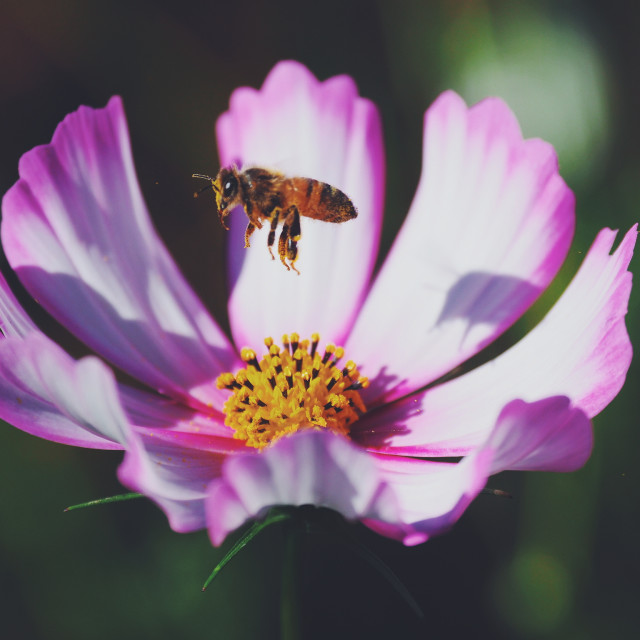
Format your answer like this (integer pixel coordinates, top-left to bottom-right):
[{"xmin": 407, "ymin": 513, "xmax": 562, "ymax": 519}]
[
  {"xmin": 436, "ymin": 271, "xmax": 542, "ymax": 350},
  {"xmin": 12, "ymin": 267, "xmax": 237, "ymax": 412}
]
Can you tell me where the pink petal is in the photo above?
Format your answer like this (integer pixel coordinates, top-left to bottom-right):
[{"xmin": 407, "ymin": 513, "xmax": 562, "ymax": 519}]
[
  {"xmin": 118, "ymin": 404, "xmax": 246, "ymax": 533},
  {"xmin": 0, "ymin": 332, "xmax": 125, "ymax": 449},
  {"xmin": 356, "ymin": 226, "xmax": 635, "ymax": 455},
  {"xmin": 0, "ymin": 272, "xmax": 37, "ymax": 338},
  {"xmin": 1, "ymin": 96, "xmax": 238, "ymax": 411},
  {"xmin": 118, "ymin": 430, "xmax": 229, "ymax": 533},
  {"xmin": 366, "ymin": 396, "xmax": 590, "ymax": 545},
  {"xmin": 364, "ymin": 449, "xmax": 492, "ymax": 545},
  {"xmin": 206, "ymin": 430, "xmax": 398, "ymax": 546},
  {"xmin": 347, "ymin": 91, "xmax": 574, "ymax": 403},
  {"xmin": 217, "ymin": 61, "xmax": 384, "ymax": 349},
  {"xmin": 484, "ymin": 397, "xmax": 592, "ymax": 473}
]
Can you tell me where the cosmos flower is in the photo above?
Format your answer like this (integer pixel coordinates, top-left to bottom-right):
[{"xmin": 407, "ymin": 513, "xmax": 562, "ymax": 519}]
[{"xmin": 0, "ymin": 61, "xmax": 634, "ymax": 547}]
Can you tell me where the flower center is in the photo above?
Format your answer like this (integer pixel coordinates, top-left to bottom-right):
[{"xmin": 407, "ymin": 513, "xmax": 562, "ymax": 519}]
[{"xmin": 217, "ymin": 333, "xmax": 369, "ymax": 449}]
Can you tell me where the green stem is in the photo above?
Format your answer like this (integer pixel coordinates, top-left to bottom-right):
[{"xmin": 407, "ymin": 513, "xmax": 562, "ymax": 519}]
[{"xmin": 280, "ymin": 518, "xmax": 303, "ymax": 640}]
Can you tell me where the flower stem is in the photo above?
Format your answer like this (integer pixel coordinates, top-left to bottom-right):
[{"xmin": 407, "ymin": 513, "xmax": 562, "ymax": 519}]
[{"xmin": 280, "ymin": 518, "xmax": 303, "ymax": 640}]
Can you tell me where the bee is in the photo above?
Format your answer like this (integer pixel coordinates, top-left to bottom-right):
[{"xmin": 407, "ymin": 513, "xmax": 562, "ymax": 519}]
[{"xmin": 193, "ymin": 166, "xmax": 357, "ymax": 274}]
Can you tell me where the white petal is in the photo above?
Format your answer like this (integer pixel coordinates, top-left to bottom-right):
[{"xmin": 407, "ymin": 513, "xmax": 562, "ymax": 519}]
[
  {"xmin": 357, "ymin": 226, "xmax": 634, "ymax": 455},
  {"xmin": 348, "ymin": 91, "xmax": 574, "ymax": 403},
  {"xmin": 217, "ymin": 61, "xmax": 385, "ymax": 349}
]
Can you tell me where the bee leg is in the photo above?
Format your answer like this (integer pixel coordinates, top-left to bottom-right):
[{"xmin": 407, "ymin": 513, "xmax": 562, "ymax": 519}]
[
  {"xmin": 267, "ymin": 209, "xmax": 280, "ymax": 260},
  {"xmin": 218, "ymin": 210, "xmax": 230, "ymax": 231},
  {"xmin": 285, "ymin": 206, "xmax": 301, "ymax": 275},
  {"xmin": 288, "ymin": 242, "xmax": 300, "ymax": 275},
  {"xmin": 244, "ymin": 221, "xmax": 257, "ymax": 248},
  {"xmin": 278, "ymin": 222, "xmax": 291, "ymax": 271}
]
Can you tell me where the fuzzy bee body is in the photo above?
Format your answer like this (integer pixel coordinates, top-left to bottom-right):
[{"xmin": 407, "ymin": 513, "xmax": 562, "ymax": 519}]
[{"xmin": 193, "ymin": 166, "xmax": 357, "ymax": 273}]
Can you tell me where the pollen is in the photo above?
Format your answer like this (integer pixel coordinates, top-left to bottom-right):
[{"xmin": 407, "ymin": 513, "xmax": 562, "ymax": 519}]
[{"xmin": 216, "ymin": 333, "xmax": 369, "ymax": 449}]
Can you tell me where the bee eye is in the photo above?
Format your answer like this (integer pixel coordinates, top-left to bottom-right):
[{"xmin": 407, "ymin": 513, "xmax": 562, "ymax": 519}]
[{"xmin": 222, "ymin": 175, "xmax": 238, "ymax": 199}]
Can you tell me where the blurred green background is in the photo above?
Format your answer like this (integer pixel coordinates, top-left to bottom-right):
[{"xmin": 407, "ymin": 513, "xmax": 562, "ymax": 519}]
[{"xmin": 1, "ymin": 0, "xmax": 638, "ymax": 638}]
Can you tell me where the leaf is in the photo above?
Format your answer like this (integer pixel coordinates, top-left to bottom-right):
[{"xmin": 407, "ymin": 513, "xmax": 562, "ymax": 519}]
[
  {"xmin": 64, "ymin": 492, "xmax": 143, "ymax": 511},
  {"xmin": 202, "ymin": 509, "xmax": 292, "ymax": 591}
]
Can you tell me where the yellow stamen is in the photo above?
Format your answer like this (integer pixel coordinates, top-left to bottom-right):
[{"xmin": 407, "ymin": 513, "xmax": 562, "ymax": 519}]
[{"xmin": 217, "ymin": 334, "xmax": 369, "ymax": 449}]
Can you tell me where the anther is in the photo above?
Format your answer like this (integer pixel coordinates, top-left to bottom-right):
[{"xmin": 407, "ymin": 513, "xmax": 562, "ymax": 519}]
[
  {"xmin": 330, "ymin": 347, "xmax": 345, "ymax": 368},
  {"xmin": 241, "ymin": 348, "xmax": 261, "ymax": 371},
  {"xmin": 282, "ymin": 334, "xmax": 291, "ymax": 354},
  {"xmin": 322, "ymin": 344, "xmax": 335, "ymax": 365},
  {"xmin": 236, "ymin": 371, "xmax": 254, "ymax": 390},
  {"xmin": 326, "ymin": 371, "xmax": 342, "ymax": 391},
  {"xmin": 269, "ymin": 344, "xmax": 280, "ymax": 358},
  {"xmin": 310, "ymin": 333, "xmax": 319, "ymax": 358},
  {"xmin": 347, "ymin": 377, "xmax": 369, "ymax": 391},
  {"xmin": 291, "ymin": 333, "xmax": 299, "ymax": 353},
  {"xmin": 216, "ymin": 372, "xmax": 241, "ymax": 390},
  {"xmin": 284, "ymin": 367, "xmax": 294, "ymax": 389},
  {"xmin": 342, "ymin": 361, "xmax": 357, "ymax": 377},
  {"xmin": 294, "ymin": 349, "xmax": 303, "ymax": 373}
]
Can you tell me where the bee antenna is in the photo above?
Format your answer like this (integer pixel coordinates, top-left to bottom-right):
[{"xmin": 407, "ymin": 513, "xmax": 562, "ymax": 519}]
[
  {"xmin": 192, "ymin": 173, "xmax": 220, "ymax": 196},
  {"xmin": 193, "ymin": 183, "xmax": 213, "ymax": 197}
]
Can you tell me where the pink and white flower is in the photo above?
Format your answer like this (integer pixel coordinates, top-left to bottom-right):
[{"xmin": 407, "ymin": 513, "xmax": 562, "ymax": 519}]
[{"xmin": 0, "ymin": 61, "xmax": 634, "ymax": 546}]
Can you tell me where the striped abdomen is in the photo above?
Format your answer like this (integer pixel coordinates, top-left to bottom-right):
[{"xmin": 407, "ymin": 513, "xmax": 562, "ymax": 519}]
[{"xmin": 284, "ymin": 177, "xmax": 357, "ymax": 223}]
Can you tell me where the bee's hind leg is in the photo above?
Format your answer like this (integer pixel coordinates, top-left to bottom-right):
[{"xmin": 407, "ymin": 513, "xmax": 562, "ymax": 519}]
[
  {"xmin": 276, "ymin": 206, "xmax": 301, "ymax": 274},
  {"xmin": 267, "ymin": 210, "xmax": 280, "ymax": 260},
  {"xmin": 244, "ymin": 221, "xmax": 257, "ymax": 248},
  {"xmin": 285, "ymin": 206, "xmax": 301, "ymax": 275},
  {"xmin": 277, "ymin": 221, "xmax": 291, "ymax": 271}
]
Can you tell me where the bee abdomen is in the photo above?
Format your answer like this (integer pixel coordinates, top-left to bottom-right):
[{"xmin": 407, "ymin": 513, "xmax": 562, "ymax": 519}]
[{"xmin": 292, "ymin": 178, "xmax": 357, "ymax": 223}]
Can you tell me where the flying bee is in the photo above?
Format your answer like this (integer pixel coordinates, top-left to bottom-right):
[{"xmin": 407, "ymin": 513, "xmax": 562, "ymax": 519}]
[{"xmin": 193, "ymin": 166, "xmax": 357, "ymax": 274}]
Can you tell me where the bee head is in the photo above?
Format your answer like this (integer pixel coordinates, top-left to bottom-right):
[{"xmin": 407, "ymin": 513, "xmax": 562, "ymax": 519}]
[{"xmin": 214, "ymin": 167, "xmax": 240, "ymax": 212}]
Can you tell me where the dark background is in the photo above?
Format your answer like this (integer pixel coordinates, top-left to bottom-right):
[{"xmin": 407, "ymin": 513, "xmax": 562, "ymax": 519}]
[{"xmin": 1, "ymin": 1, "xmax": 638, "ymax": 638}]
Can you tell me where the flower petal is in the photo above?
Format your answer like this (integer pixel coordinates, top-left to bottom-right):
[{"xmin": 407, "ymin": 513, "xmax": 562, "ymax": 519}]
[
  {"xmin": 118, "ymin": 385, "xmax": 232, "ymax": 438},
  {"xmin": 206, "ymin": 430, "xmax": 398, "ymax": 546},
  {"xmin": 364, "ymin": 449, "xmax": 492, "ymax": 546},
  {"xmin": 217, "ymin": 61, "xmax": 384, "ymax": 349},
  {"xmin": 0, "ymin": 272, "xmax": 37, "ymax": 339},
  {"xmin": 1, "ymin": 96, "xmax": 238, "ymax": 410},
  {"xmin": 365, "ymin": 396, "xmax": 590, "ymax": 545},
  {"xmin": 356, "ymin": 226, "xmax": 635, "ymax": 455},
  {"xmin": 118, "ymin": 408, "xmax": 246, "ymax": 533},
  {"xmin": 347, "ymin": 91, "xmax": 574, "ymax": 403},
  {"xmin": 484, "ymin": 397, "xmax": 592, "ymax": 473},
  {"xmin": 0, "ymin": 332, "xmax": 125, "ymax": 449}
]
